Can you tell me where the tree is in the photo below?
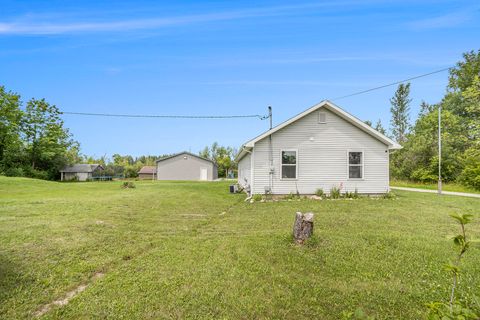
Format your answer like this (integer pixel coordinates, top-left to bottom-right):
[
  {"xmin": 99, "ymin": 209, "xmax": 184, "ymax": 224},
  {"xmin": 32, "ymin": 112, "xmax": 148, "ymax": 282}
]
[
  {"xmin": 374, "ymin": 119, "xmax": 386, "ymax": 135},
  {"xmin": 0, "ymin": 86, "xmax": 23, "ymax": 172},
  {"xmin": 389, "ymin": 83, "xmax": 411, "ymax": 144},
  {"xmin": 390, "ymin": 106, "xmax": 467, "ymax": 182},
  {"xmin": 364, "ymin": 120, "xmax": 373, "ymax": 127},
  {"xmin": 22, "ymin": 98, "xmax": 78, "ymax": 179},
  {"xmin": 199, "ymin": 142, "xmax": 237, "ymax": 178}
]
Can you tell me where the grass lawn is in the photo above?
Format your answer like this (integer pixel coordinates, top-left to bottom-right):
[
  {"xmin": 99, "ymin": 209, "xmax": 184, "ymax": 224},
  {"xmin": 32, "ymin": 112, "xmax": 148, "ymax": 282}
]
[
  {"xmin": 391, "ymin": 179, "xmax": 480, "ymax": 194},
  {"xmin": 1, "ymin": 176, "xmax": 479, "ymax": 319}
]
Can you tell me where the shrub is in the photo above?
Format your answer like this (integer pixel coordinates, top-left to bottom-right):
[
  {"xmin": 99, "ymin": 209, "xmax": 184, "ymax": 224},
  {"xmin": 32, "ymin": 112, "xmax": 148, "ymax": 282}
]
[
  {"xmin": 315, "ymin": 188, "xmax": 324, "ymax": 197},
  {"xmin": 330, "ymin": 186, "xmax": 341, "ymax": 199},
  {"xmin": 345, "ymin": 189, "xmax": 360, "ymax": 199},
  {"xmin": 283, "ymin": 192, "xmax": 300, "ymax": 200},
  {"xmin": 122, "ymin": 181, "xmax": 136, "ymax": 189},
  {"xmin": 252, "ymin": 194, "xmax": 262, "ymax": 201},
  {"xmin": 382, "ymin": 191, "xmax": 396, "ymax": 199},
  {"xmin": 4, "ymin": 167, "xmax": 25, "ymax": 177}
]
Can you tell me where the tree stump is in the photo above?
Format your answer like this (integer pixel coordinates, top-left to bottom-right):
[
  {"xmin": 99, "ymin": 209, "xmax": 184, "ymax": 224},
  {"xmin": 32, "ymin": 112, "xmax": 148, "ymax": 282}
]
[{"xmin": 293, "ymin": 212, "xmax": 314, "ymax": 244}]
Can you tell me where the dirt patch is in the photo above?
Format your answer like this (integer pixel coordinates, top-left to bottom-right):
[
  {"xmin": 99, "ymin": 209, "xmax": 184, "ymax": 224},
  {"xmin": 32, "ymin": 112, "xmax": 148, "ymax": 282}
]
[{"xmin": 33, "ymin": 272, "xmax": 104, "ymax": 317}]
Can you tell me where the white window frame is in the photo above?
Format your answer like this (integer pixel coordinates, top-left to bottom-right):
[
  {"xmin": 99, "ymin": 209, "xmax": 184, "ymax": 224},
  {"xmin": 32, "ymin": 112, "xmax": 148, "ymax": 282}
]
[
  {"xmin": 318, "ymin": 111, "xmax": 327, "ymax": 124},
  {"xmin": 280, "ymin": 149, "xmax": 298, "ymax": 180},
  {"xmin": 347, "ymin": 150, "xmax": 364, "ymax": 180}
]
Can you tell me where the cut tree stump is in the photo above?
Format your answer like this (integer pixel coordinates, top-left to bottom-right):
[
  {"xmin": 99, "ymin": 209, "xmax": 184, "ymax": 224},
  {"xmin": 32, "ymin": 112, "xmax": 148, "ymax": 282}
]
[{"xmin": 293, "ymin": 212, "xmax": 314, "ymax": 244}]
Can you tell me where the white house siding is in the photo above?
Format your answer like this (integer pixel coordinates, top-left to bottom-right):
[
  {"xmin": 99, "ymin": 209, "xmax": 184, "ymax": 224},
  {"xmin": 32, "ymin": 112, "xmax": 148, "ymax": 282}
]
[
  {"xmin": 237, "ymin": 153, "xmax": 251, "ymax": 188},
  {"xmin": 251, "ymin": 108, "xmax": 389, "ymax": 194}
]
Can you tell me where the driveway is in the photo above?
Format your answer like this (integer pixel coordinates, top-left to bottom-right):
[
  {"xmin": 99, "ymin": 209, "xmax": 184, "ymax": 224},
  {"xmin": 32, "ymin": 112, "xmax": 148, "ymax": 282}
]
[{"xmin": 391, "ymin": 186, "xmax": 480, "ymax": 199}]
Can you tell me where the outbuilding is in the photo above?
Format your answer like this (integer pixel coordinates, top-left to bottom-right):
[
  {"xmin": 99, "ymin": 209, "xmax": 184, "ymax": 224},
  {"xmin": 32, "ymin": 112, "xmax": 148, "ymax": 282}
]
[
  {"xmin": 60, "ymin": 164, "xmax": 104, "ymax": 181},
  {"xmin": 138, "ymin": 166, "xmax": 157, "ymax": 180},
  {"xmin": 156, "ymin": 152, "xmax": 217, "ymax": 181},
  {"xmin": 235, "ymin": 100, "xmax": 402, "ymax": 195}
]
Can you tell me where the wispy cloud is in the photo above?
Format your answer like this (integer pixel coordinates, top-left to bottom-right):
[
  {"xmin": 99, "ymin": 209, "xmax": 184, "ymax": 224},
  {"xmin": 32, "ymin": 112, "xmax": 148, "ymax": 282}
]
[
  {"xmin": 407, "ymin": 6, "xmax": 479, "ymax": 30},
  {"xmin": 0, "ymin": 2, "xmax": 364, "ymax": 35}
]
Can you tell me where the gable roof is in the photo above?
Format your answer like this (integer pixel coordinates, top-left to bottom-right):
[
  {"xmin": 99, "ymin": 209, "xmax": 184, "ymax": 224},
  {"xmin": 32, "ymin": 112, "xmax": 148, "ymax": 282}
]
[
  {"xmin": 235, "ymin": 100, "xmax": 402, "ymax": 161},
  {"xmin": 138, "ymin": 166, "xmax": 157, "ymax": 174},
  {"xmin": 156, "ymin": 151, "xmax": 217, "ymax": 166},
  {"xmin": 60, "ymin": 164, "xmax": 103, "ymax": 173}
]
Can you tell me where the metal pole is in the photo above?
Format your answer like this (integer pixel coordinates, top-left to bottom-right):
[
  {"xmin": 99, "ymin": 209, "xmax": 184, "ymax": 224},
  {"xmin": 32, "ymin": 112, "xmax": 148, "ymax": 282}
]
[
  {"xmin": 268, "ymin": 106, "xmax": 272, "ymax": 130},
  {"xmin": 268, "ymin": 106, "xmax": 273, "ymax": 193},
  {"xmin": 438, "ymin": 105, "xmax": 442, "ymax": 195}
]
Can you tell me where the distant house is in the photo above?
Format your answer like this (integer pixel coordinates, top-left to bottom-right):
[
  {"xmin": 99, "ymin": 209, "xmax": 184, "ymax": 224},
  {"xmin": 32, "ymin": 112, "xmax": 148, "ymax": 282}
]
[
  {"xmin": 60, "ymin": 164, "xmax": 104, "ymax": 181},
  {"xmin": 156, "ymin": 152, "xmax": 218, "ymax": 181},
  {"xmin": 235, "ymin": 100, "xmax": 401, "ymax": 195},
  {"xmin": 138, "ymin": 166, "xmax": 157, "ymax": 180}
]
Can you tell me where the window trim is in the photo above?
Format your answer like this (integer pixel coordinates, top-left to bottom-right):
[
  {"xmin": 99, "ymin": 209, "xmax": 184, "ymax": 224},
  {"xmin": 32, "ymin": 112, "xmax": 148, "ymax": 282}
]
[
  {"xmin": 318, "ymin": 111, "xmax": 327, "ymax": 124},
  {"xmin": 280, "ymin": 149, "xmax": 298, "ymax": 180},
  {"xmin": 347, "ymin": 150, "xmax": 364, "ymax": 180}
]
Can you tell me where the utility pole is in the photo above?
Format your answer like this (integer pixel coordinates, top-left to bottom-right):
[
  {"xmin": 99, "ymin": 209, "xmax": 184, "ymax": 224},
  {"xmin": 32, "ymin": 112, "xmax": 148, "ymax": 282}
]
[{"xmin": 438, "ymin": 105, "xmax": 442, "ymax": 195}]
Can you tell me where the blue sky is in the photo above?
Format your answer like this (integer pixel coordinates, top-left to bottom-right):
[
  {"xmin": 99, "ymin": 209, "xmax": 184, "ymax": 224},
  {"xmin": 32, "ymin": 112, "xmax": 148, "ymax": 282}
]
[{"xmin": 1, "ymin": 1, "xmax": 479, "ymax": 158}]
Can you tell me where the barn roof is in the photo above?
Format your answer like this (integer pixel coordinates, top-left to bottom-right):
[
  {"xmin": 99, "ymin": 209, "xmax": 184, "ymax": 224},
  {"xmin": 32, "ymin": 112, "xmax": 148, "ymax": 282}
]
[
  {"xmin": 138, "ymin": 166, "xmax": 157, "ymax": 174},
  {"xmin": 156, "ymin": 152, "xmax": 216, "ymax": 165},
  {"xmin": 60, "ymin": 164, "xmax": 103, "ymax": 173}
]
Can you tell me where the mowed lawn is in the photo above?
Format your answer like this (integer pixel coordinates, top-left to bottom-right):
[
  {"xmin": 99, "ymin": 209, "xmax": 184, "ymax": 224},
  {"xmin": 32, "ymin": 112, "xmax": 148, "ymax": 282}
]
[{"xmin": 0, "ymin": 177, "xmax": 479, "ymax": 319}]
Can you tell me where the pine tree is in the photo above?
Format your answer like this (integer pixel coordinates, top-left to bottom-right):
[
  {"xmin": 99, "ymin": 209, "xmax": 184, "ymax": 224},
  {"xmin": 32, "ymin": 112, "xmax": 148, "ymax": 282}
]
[{"xmin": 390, "ymin": 83, "xmax": 411, "ymax": 144}]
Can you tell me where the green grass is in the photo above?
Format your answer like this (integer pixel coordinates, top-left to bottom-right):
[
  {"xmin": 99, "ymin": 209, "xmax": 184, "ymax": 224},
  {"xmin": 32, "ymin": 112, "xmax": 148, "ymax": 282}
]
[
  {"xmin": 391, "ymin": 179, "xmax": 480, "ymax": 194},
  {"xmin": 0, "ymin": 176, "xmax": 479, "ymax": 319}
]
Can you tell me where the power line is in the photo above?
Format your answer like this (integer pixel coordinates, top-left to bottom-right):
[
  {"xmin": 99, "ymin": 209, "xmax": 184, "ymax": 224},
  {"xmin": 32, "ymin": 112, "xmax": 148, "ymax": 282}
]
[
  {"xmin": 61, "ymin": 66, "xmax": 453, "ymax": 120},
  {"xmin": 331, "ymin": 66, "xmax": 452, "ymax": 101},
  {"xmin": 62, "ymin": 111, "xmax": 268, "ymax": 120}
]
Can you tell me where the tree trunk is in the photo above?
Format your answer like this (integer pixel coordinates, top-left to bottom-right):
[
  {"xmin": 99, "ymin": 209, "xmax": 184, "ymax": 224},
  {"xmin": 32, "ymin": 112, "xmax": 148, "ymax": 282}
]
[{"xmin": 293, "ymin": 212, "xmax": 314, "ymax": 244}]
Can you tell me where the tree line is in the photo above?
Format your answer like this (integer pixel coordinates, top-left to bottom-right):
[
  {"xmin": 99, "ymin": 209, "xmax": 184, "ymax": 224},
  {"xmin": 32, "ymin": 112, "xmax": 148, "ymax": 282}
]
[
  {"xmin": 1, "ymin": 50, "xmax": 478, "ymax": 187},
  {"xmin": 0, "ymin": 87, "xmax": 238, "ymax": 179},
  {"xmin": 375, "ymin": 50, "xmax": 480, "ymax": 190}
]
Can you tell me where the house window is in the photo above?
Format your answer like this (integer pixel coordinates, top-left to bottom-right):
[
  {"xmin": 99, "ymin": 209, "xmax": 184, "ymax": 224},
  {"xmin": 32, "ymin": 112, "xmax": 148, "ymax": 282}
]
[
  {"xmin": 318, "ymin": 112, "xmax": 327, "ymax": 123},
  {"xmin": 348, "ymin": 151, "xmax": 363, "ymax": 179},
  {"xmin": 281, "ymin": 150, "xmax": 297, "ymax": 179}
]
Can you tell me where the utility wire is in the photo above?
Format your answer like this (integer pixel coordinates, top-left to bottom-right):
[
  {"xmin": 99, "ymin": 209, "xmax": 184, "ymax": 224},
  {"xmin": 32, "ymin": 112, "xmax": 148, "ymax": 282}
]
[
  {"xmin": 331, "ymin": 66, "xmax": 452, "ymax": 101},
  {"xmin": 62, "ymin": 111, "xmax": 268, "ymax": 120},
  {"xmin": 61, "ymin": 66, "xmax": 453, "ymax": 119}
]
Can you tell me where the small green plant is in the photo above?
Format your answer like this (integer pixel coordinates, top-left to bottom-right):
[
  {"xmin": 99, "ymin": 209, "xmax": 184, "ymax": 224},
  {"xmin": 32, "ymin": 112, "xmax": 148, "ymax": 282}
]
[
  {"xmin": 426, "ymin": 213, "xmax": 479, "ymax": 319},
  {"xmin": 252, "ymin": 194, "xmax": 262, "ymax": 202},
  {"xmin": 353, "ymin": 188, "xmax": 359, "ymax": 199},
  {"xmin": 330, "ymin": 186, "xmax": 341, "ymax": 199},
  {"xmin": 342, "ymin": 308, "xmax": 375, "ymax": 320},
  {"xmin": 122, "ymin": 181, "xmax": 136, "ymax": 189},
  {"xmin": 282, "ymin": 192, "xmax": 302, "ymax": 200},
  {"xmin": 315, "ymin": 188, "xmax": 324, "ymax": 197},
  {"xmin": 382, "ymin": 191, "xmax": 396, "ymax": 199}
]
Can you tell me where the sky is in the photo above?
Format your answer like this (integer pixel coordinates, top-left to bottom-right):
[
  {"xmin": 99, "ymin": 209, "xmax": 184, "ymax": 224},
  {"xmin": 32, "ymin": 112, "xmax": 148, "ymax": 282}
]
[{"xmin": 0, "ymin": 0, "xmax": 479, "ymax": 158}]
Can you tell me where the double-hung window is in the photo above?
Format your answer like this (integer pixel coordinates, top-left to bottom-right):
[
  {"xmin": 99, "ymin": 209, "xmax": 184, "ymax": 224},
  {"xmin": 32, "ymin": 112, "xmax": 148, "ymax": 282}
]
[
  {"xmin": 348, "ymin": 151, "xmax": 363, "ymax": 179},
  {"xmin": 281, "ymin": 150, "xmax": 297, "ymax": 179}
]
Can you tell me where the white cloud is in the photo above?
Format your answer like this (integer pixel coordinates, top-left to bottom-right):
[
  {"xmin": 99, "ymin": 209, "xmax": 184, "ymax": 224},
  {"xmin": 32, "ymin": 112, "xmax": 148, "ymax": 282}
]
[
  {"xmin": 0, "ymin": 1, "xmax": 396, "ymax": 35},
  {"xmin": 407, "ymin": 7, "xmax": 478, "ymax": 30}
]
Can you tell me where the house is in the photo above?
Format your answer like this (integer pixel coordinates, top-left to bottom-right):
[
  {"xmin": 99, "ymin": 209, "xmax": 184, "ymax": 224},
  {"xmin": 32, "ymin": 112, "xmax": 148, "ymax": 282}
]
[
  {"xmin": 138, "ymin": 166, "xmax": 157, "ymax": 180},
  {"xmin": 235, "ymin": 100, "xmax": 401, "ymax": 195},
  {"xmin": 60, "ymin": 164, "xmax": 104, "ymax": 181},
  {"xmin": 156, "ymin": 152, "xmax": 218, "ymax": 181}
]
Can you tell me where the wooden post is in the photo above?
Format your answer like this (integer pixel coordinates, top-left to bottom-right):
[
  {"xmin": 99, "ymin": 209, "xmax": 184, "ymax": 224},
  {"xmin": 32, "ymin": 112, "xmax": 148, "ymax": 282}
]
[{"xmin": 293, "ymin": 212, "xmax": 314, "ymax": 244}]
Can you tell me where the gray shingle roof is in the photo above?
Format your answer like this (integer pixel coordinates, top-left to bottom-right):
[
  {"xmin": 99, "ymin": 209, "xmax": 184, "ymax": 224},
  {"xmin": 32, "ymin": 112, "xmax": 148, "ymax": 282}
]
[
  {"xmin": 60, "ymin": 164, "xmax": 103, "ymax": 173},
  {"xmin": 138, "ymin": 166, "xmax": 157, "ymax": 174},
  {"xmin": 155, "ymin": 152, "xmax": 216, "ymax": 165}
]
